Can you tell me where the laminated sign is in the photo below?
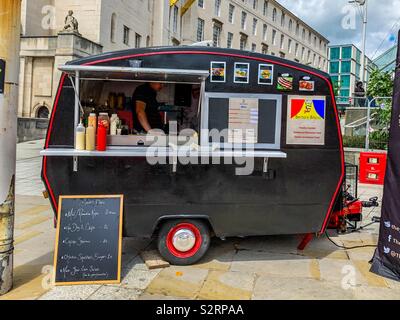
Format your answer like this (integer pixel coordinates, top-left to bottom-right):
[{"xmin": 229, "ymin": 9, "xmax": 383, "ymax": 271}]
[
  {"xmin": 0, "ymin": 59, "xmax": 5, "ymax": 95},
  {"xmin": 286, "ymin": 95, "xmax": 326, "ymax": 145}
]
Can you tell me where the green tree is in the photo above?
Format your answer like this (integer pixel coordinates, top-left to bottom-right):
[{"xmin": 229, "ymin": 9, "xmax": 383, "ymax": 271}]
[{"xmin": 366, "ymin": 69, "xmax": 394, "ymax": 149}]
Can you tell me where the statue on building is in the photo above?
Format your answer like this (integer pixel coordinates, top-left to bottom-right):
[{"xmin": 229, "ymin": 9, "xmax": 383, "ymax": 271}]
[{"xmin": 62, "ymin": 10, "xmax": 80, "ymax": 34}]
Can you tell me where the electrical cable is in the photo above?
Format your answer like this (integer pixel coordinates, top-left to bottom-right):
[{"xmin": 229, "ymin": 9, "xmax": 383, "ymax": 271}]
[
  {"xmin": 371, "ymin": 18, "xmax": 400, "ymax": 60},
  {"xmin": 325, "ymin": 231, "xmax": 377, "ymax": 250}
]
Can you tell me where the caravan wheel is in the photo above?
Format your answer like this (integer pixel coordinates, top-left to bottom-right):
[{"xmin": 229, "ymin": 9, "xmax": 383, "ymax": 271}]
[{"xmin": 157, "ymin": 219, "xmax": 210, "ymax": 265}]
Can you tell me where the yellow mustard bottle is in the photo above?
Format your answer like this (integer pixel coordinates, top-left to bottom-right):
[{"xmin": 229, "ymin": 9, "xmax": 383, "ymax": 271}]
[{"xmin": 86, "ymin": 125, "xmax": 95, "ymax": 151}]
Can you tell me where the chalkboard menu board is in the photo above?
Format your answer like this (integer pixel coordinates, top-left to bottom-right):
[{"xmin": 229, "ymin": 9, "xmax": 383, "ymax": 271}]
[{"xmin": 54, "ymin": 195, "xmax": 124, "ymax": 285}]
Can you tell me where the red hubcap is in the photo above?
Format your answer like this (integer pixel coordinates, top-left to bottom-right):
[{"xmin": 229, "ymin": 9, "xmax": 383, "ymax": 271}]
[{"xmin": 166, "ymin": 223, "xmax": 202, "ymax": 258}]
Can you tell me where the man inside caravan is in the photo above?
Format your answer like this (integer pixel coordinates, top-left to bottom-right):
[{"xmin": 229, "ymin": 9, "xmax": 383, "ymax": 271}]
[{"xmin": 132, "ymin": 82, "xmax": 164, "ymax": 133}]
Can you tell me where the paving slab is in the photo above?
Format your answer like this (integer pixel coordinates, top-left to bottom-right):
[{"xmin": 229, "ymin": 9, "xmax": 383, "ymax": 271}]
[
  {"xmin": 39, "ymin": 285, "xmax": 102, "ymax": 300},
  {"xmin": 198, "ymin": 271, "xmax": 256, "ymax": 300},
  {"xmin": 88, "ymin": 286, "xmax": 142, "ymax": 300},
  {"xmin": 230, "ymin": 250, "xmax": 312, "ymax": 278},
  {"xmin": 145, "ymin": 266, "xmax": 209, "ymax": 299},
  {"xmin": 252, "ymin": 276, "xmax": 355, "ymax": 300}
]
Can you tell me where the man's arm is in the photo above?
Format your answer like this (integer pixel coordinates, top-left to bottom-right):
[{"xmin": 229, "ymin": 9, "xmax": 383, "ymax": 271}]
[{"xmin": 136, "ymin": 101, "xmax": 152, "ymax": 132}]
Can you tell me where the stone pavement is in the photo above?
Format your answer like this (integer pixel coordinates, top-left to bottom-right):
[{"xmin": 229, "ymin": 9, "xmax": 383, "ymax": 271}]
[{"xmin": 1, "ymin": 140, "xmax": 400, "ymax": 300}]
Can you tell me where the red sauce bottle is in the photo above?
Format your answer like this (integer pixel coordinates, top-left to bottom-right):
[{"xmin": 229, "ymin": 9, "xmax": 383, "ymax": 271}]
[{"xmin": 97, "ymin": 123, "xmax": 107, "ymax": 151}]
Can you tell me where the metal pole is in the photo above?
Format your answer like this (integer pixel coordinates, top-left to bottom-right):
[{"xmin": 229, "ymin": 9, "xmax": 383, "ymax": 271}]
[
  {"xmin": 365, "ymin": 97, "xmax": 373, "ymax": 150},
  {"xmin": 0, "ymin": 0, "xmax": 21, "ymax": 295},
  {"xmin": 360, "ymin": 0, "xmax": 368, "ymax": 85}
]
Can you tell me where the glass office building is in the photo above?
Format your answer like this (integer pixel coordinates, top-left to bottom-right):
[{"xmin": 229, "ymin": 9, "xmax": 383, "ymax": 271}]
[
  {"xmin": 373, "ymin": 45, "xmax": 397, "ymax": 73},
  {"xmin": 328, "ymin": 44, "xmax": 376, "ymax": 106}
]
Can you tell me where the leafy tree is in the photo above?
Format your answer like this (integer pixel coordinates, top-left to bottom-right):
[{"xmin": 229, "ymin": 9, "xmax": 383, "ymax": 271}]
[{"xmin": 366, "ymin": 69, "xmax": 394, "ymax": 149}]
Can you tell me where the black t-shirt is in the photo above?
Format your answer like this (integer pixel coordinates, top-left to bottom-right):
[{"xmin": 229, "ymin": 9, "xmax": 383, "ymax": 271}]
[{"xmin": 132, "ymin": 84, "xmax": 162, "ymax": 132}]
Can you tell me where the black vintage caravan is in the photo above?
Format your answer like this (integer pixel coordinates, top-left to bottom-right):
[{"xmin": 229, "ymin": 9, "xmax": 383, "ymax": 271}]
[{"xmin": 41, "ymin": 47, "xmax": 344, "ymax": 265}]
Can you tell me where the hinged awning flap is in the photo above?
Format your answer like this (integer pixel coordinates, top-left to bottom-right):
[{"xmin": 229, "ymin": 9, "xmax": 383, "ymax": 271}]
[{"xmin": 59, "ymin": 65, "xmax": 210, "ymax": 83}]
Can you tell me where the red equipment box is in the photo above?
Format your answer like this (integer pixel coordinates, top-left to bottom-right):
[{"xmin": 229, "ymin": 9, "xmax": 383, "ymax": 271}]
[{"xmin": 359, "ymin": 152, "xmax": 387, "ymax": 185}]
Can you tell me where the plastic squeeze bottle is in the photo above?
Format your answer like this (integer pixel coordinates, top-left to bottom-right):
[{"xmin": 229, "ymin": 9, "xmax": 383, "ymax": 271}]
[
  {"xmin": 86, "ymin": 125, "xmax": 96, "ymax": 151},
  {"xmin": 76, "ymin": 121, "xmax": 86, "ymax": 150},
  {"xmin": 97, "ymin": 123, "xmax": 107, "ymax": 151}
]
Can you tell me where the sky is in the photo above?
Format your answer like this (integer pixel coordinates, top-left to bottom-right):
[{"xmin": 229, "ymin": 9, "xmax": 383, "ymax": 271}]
[{"xmin": 276, "ymin": 0, "xmax": 400, "ymax": 60}]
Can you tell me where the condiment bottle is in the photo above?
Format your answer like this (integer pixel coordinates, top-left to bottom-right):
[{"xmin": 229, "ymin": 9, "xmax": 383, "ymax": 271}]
[
  {"xmin": 86, "ymin": 125, "xmax": 96, "ymax": 151},
  {"xmin": 98, "ymin": 113, "xmax": 110, "ymax": 134},
  {"xmin": 110, "ymin": 114, "xmax": 119, "ymax": 136},
  {"xmin": 97, "ymin": 123, "xmax": 107, "ymax": 151},
  {"xmin": 88, "ymin": 113, "xmax": 97, "ymax": 132},
  {"xmin": 76, "ymin": 121, "xmax": 86, "ymax": 151}
]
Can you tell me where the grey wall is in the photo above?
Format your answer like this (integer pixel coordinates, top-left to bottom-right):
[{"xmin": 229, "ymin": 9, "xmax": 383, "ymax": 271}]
[{"xmin": 18, "ymin": 117, "xmax": 49, "ymax": 143}]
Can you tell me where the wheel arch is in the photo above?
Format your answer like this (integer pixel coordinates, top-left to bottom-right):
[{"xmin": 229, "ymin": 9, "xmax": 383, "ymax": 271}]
[{"xmin": 151, "ymin": 215, "xmax": 215, "ymax": 238}]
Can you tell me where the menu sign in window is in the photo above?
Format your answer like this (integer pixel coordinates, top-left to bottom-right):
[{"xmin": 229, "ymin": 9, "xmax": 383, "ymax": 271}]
[
  {"xmin": 228, "ymin": 98, "xmax": 259, "ymax": 144},
  {"xmin": 54, "ymin": 195, "xmax": 124, "ymax": 285},
  {"xmin": 286, "ymin": 95, "xmax": 326, "ymax": 145}
]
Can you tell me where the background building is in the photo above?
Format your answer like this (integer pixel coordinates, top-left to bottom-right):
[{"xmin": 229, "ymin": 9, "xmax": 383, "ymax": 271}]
[
  {"xmin": 373, "ymin": 45, "xmax": 397, "ymax": 74},
  {"xmin": 19, "ymin": 0, "xmax": 329, "ymax": 121},
  {"xmin": 328, "ymin": 44, "xmax": 376, "ymax": 106},
  {"xmin": 182, "ymin": 0, "xmax": 329, "ymax": 70}
]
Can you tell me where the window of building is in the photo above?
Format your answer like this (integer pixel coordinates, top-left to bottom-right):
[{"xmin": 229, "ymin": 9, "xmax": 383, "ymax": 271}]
[
  {"xmin": 146, "ymin": 36, "xmax": 150, "ymax": 47},
  {"xmin": 356, "ymin": 63, "xmax": 361, "ymax": 78},
  {"xmin": 253, "ymin": 0, "xmax": 258, "ymax": 10},
  {"xmin": 313, "ymin": 36, "xmax": 317, "ymax": 47},
  {"xmin": 263, "ymin": 1, "xmax": 268, "ymax": 16},
  {"xmin": 123, "ymin": 25, "xmax": 130, "ymax": 45},
  {"xmin": 342, "ymin": 46, "xmax": 352, "ymax": 59},
  {"xmin": 318, "ymin": 56, "xmax": 321, "ymax": 68},
  {"xmin": 301, "ymin": 47, "xmax": 305, "ymax": 60},
  {"xmin": 341, "ymin": 61, "xmax": 351, "ymax": 73},
  {"xmin": 227, "ymin": 32, "xmax": 233, "ymax": 48},
  {"xmin": 302, "ymin": 29, "xmax": 305, "ymax": 40},
  {"xmin": 330, "ymin": 47, "xmax": 340, "ymax": 60},
  {"xmin": 272, "ymin": 8, "xmax": 277, "ymax": 22},
  {"xmin": 240, "ymin": 34, "xmax": 248, "ymax": 50},
  {"xmin": 215, "ymin": 0, "xmax": 221, "ymax": 16},
  {"xmin": 307, "ymin": 50, "xmax": 311, "ymax": 62},
  {"xmin": 295, "ymin": 43, "xmax": 299, "ymax": 56},
  {"xmin": 252, "ymin": 43, "xmax": 257, "ymax": 52},
  {"xmin": 340, "ymin": 89, "xmax": 350, "ymax": 98},
  {"xmin": 281, "ymin": 12, "xmax": 285, "ymax": 27},
  {"xmin": 263, "ymin": 24, "xmax": 268, "ymax": 41},
  {"xmin": 308, "ymin": 31, "xmax": 312, "ymax": 44},
  {"xmin": 288, "ymin": 19, "xmax": 293, "ymax": 32},
  {"xmin": 330, "ymin": 61, "xmax": 339, "ymax": 74},
  {"xmin": 313, "ymin": 53, "xmax": 316, "ymax": 66},
  {"xmin": 295, "ymin": 23, "xmax": 299, "ymax": 36},
  {"xmin": 198, "ymin": 0, "xmax": 204, "ymax": 8},
  {"xmin": 197, "ymin": 18, "xmax": 205, "ymax": 42},
  {"xmin": 110, "ymin": 13, "xmax": 116, "ymax": 43},
  {"xmin": 262, "ymin": 44, "xmax": 268, "ymax": 54},
  {"xmin": 252, "ymin": 18, "xmax": 258, "ymax": 35},
  {"xmin": 135, "ymin": 33, "xmax": 141, "ymax": 48},
  {"xmin": 280, "ymin": 34, "xmax": 284, "ymax": 50},
  {"xmin": 288, "ymin": 39, "xmax": 292, "ymax": 53},
  {"xmin": 172, "ymin": 5, "xmax": 179, "ymax": 33},
  {"xmin": 229, "ymin": 4, "xmax": 235, "ymax": 23},
  {"xmin": 341, "ymin": 75, "xmax": 350, "ymax": 88},
  {"xmin": 241, "ymin": 11, "xmax": 247, "ymax": 29},
  {"xmin": 37, "ymin": 106, "xmax": 49, "ymax": 119},
  {"xmin": 272, "ymin": 29, "xmax": 277, "ymax": 45},
  {"xmin": 213, "ymin": 22, "xmax": 222, "ymax": 47}
]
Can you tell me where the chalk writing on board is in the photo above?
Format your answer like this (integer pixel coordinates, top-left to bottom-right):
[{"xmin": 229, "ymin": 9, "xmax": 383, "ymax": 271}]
[{"xmin": 54, "ymin": 195, "xmax": 123, "ymax": 285}]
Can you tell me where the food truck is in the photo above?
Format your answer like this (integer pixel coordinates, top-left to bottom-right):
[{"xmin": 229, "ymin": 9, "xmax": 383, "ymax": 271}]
[{"xmin": 41, "ymin": 46, "xmax": 344, "ymax": 265}]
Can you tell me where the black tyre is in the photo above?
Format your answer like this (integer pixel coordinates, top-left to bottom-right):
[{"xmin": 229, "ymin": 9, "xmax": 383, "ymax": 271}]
[{"xmin": 157, "ymin": 219, "xmax": 210, "ymax": 265}]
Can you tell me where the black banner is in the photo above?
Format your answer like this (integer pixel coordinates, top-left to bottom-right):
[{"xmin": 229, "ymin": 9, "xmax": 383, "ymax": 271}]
[
  {"xmin": 0, "ymin": 59, "xmax": 5, "ymax": 94},
  {"xmin": 370, "ymin": 31, "xmax": 400, "ymax": 281}
]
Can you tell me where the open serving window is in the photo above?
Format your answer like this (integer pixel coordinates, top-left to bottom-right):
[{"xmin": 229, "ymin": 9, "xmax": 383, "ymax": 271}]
[{"xmin": 41, "ymin": 63, "xmax": 287, "ymax": 170}]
